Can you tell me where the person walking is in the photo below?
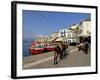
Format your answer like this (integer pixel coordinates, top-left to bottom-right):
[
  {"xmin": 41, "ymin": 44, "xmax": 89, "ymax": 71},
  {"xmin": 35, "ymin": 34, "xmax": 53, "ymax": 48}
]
[{"xmin": 83, "ymin": 39, "xmax": 90, "ymax": 54}]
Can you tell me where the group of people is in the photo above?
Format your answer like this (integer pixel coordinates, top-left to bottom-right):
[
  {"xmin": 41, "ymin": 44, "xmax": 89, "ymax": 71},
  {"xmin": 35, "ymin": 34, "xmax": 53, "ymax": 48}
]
[{"xmin": 54, "ymin": 42, "xmax": 68, "ymax": 65}]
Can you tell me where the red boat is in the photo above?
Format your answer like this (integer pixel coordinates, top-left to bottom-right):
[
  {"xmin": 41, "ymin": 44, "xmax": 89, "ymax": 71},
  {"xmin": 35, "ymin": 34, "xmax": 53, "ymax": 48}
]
[{"xmin": 29, "ymin": 41, "xmax": 55, "ymax": 55}]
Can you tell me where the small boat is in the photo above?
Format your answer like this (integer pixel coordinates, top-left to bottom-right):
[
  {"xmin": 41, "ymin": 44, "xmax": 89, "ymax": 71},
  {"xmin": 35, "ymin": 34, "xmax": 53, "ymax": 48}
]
[{"xmin": 29, "ymin": 41, "xmax": 55, "ymax": 55}]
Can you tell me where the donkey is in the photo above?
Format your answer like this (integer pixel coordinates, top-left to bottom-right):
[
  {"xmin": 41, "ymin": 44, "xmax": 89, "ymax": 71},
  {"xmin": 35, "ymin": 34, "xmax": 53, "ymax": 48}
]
[
  {"xmin": 77, "ymin": 41, "xmax": 90, "ymax": 54},
  {"xmin": 54, "ymin": 45, "xmax": 63, "ymax": 64}
]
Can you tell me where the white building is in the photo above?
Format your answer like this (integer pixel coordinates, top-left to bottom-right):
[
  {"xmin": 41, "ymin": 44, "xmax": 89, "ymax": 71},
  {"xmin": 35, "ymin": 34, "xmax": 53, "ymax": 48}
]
[
  {"xmin": 57, "ymin": 29, "xmax": 68, "ymax": 43},
  {"xmin": 67, "ymin": 30, "xmax": 79, "ymax": 44},
  {"xmin": 79, "ymin": 19, "xmax": 91, "ymax": 37},
  {"xmin": 58, "ymin": 26, "xmax": 79, "ymax": 44},
  {"xmin": 46, "ymin": 32, "xmax": 59, "ymax": 42},
  {"xmin": 78, "ymin": 18, "xmax": 91, "ymax": 43},
  {"xmin": 66, "ymin": 24, "xmax": 79, "ymax": 44},
  {"xmin": 70, "ymin": 24, "xmax": 79, "ymax": 30},
  {"xmin": 50, "ymin": 32, "xmax": 59, "ymax": 38},
  {"xmin": 58, "ymin": 29, "xmax": 68, "ymax": 37}
]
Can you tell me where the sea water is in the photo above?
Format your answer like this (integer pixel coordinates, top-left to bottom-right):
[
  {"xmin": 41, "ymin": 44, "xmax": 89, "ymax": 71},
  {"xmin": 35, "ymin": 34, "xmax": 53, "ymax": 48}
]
[{"xmin": 23, "ymin": 39, "xmax": 34, "ymax": 57}]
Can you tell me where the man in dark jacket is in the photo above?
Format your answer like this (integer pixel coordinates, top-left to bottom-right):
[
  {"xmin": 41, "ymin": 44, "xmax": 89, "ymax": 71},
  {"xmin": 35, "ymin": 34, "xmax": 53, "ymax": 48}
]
[{"xmin": 83, "ymin": 41, "xmax": 90, "ymax": 54}]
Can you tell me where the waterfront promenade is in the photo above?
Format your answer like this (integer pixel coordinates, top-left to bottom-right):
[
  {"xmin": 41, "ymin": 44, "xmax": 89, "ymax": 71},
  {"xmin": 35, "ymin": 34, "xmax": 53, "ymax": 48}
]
[{"xmin": 23, "ymin": 46, "xmax": 90, "ymax": 69}]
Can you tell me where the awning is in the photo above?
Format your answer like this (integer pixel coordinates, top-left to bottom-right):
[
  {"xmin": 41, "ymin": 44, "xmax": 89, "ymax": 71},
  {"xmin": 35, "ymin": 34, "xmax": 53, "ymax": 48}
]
[
  {"xmin": 55, "ymin": 37, "xmax": 63, "ymax": 41},
  {"xmin": 79, "ymin": 34, "xmax": 91, "ymax": 37}
]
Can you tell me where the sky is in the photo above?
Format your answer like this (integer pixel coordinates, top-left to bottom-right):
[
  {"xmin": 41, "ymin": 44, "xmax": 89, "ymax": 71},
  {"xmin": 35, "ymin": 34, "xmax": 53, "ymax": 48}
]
[{"xmin": 23, "ymin": 10, "xmax": 90, "ymax": 39}]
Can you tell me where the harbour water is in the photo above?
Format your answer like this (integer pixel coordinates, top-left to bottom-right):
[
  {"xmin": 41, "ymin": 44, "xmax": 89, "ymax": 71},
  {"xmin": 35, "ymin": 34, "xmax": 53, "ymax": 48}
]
[{"xmin": 23, "ymin": 39, "xmax": 35, "ymax": 57}]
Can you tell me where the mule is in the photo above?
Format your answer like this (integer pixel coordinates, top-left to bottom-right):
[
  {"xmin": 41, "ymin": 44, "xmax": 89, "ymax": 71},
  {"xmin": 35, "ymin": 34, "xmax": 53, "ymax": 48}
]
[
  {"xmin": 77, "ymin": 42, "xmax": 90, "ymax": 54},
  {"xmin": 54, "ymin": 45, "xmax": 63, "ymax": 64}
]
